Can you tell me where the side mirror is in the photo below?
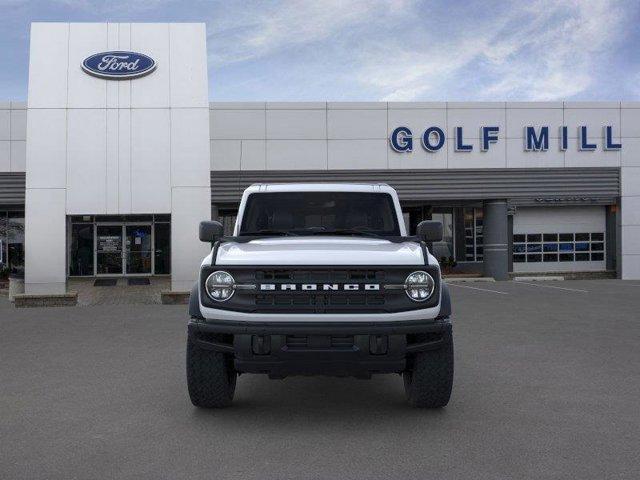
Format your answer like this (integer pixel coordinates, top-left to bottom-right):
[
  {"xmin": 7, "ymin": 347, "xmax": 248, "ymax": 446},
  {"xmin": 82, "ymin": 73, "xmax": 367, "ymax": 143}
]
[
  {"xmin": 416, "ymin": 220, "xmax": 443, "ymax": 243},
  {"xmin": 199, "ymin": 221, "xmax": 224, "ymax": 243}
]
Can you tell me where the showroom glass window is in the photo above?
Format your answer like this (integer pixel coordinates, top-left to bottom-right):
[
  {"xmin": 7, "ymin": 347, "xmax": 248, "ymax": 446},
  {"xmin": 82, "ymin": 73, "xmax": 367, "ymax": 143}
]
[
  {"xmin": 68, "ymin": 215, "xmax": 171, "ymax": 276},
  {"xmin": 216, "ymin": 207, "xmax": 238, "ymax": 236},
  {"xmin": 0, "ymin": 211, "xmax": 6, "ymax": 273},
  {"xmin": 154, "ymin": 216, "xmax": 171, "ymax": 275},
  {"xmin": 401, "ymin": 205, "xmax": 456, "ymax": 262},
  {"xmin": 513, "ymin": 232, "xmax": 605, "ymax": 263},
  {"xmin": 463, "ymin": 208, "xmax": 483, "ymax": 262},
  {"xmin": 0, "ymin": 211, "xmax": 25, "ymax": 274},
  {"xmin": 70, "ymin": 217, "xmax": 95, "ymax": 276},
  {"xmin": 431, "ymin": 209, "xmax": 454, "ymax": 261}
]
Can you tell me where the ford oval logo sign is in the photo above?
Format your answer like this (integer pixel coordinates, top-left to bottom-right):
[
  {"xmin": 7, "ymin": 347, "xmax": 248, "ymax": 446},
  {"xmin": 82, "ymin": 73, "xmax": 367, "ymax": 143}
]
[{"xmin": 82, "ymin": 51, "xmax": 156, "ymax": 80}]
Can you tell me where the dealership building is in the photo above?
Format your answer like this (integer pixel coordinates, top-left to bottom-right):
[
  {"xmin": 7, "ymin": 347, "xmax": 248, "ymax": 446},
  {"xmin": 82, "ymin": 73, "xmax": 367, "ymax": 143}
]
[{"xmin": 1, "ymin": 22, "xmax": 640, "ymax": 296}]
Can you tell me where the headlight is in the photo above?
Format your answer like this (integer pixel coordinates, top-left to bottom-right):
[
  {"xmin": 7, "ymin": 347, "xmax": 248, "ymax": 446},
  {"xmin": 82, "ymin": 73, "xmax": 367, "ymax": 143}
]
[
  {"xmin": 405, "ymin": 271, "xmax": 435, "ymax": 302},
  {"xmin": 205, "ymin": 271, "xmax": 235, "ymax": 302}
]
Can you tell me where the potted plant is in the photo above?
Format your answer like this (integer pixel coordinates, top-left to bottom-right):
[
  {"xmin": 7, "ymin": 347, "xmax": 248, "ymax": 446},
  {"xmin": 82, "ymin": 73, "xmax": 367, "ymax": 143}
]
[
  {"xmin": 0, "ymin": 265, "xmax": 9, "ymax": 290},
  {"xmin": 439, "ymin": 256, "xmax": 458, "ymax": 275}
]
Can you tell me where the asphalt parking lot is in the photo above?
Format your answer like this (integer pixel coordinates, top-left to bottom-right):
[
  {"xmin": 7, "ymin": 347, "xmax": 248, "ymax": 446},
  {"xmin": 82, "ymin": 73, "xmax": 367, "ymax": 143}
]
[{"xmin": 1, "ymin": 280, "xmax": 639, "ymax": 480}]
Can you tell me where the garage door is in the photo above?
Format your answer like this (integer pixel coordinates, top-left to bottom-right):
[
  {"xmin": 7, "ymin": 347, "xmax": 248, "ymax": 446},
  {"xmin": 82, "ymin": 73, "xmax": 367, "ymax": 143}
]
[{"xmin": 513, "ymin": 206, "xmax": 606, "ymax": 273}]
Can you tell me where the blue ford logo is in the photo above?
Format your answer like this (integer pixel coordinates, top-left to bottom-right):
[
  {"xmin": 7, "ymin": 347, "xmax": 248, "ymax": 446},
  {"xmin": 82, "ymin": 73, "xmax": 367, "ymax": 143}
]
[{"xmin": 82, "ymin": 51, "xmax": 156, "ymax": 80}]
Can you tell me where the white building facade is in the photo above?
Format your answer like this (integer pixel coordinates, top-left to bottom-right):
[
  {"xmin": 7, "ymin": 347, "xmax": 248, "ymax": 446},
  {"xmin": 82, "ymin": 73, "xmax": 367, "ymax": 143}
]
[
  {"xmin": 23, "ymin": 22, "xmax": 211, "ymax": 294},
  {"xmin": 1, "ymin": 22, "xmax": 639, "ymax": 295}
]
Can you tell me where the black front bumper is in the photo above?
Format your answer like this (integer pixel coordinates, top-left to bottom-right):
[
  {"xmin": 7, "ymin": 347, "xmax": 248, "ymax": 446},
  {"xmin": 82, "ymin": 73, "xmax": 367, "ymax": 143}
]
[{"xmin": 188, "ymin": 318, "xmax": 452, "ymax": 378}]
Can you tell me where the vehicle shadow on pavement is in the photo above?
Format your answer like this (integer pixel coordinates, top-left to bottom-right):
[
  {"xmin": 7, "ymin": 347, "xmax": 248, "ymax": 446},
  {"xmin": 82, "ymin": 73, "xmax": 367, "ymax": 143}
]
[{"xmin": 186, "ymin": 374, "xmax": 452, "ymax": 424}]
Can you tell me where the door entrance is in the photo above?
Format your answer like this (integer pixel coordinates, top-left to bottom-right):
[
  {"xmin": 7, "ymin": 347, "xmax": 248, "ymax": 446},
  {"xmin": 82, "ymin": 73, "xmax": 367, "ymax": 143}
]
[
  {"xmin": 95, "ymin": 224, "xmax": 153, "ymax": 276},
  {"xmin": 125, "ymin": 225, "xmax": 152, "ymax": 275},
  {"xmin": 96, "ymin": 225, "xmax": 123, "ymax": 275}
]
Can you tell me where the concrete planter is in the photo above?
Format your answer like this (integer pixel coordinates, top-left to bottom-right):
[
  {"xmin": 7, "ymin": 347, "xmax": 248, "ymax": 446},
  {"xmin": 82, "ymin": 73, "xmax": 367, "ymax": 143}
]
[
  {"xmin": 14, "ymin": 292, "xmax": 78, "ymax": 308},
  {"xmin": 161, "ymin": 291, "xmax": 190, "ymax": 305},
  {"xmin": 8, "ymin": 274, "xmax": 25, "ymax": 302}
]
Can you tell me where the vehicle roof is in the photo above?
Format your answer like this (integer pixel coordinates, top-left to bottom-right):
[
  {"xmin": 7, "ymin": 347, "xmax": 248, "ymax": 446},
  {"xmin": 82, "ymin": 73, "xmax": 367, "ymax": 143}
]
[{"xmin": 244, "ymin": 183, "xmax": 396, "ymax": 194}]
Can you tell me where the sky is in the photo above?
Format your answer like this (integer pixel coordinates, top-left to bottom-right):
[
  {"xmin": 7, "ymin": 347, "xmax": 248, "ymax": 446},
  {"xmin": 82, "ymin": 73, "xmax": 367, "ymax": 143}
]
[{"xmin": 1, "ymin": 0, "xmax": 639, "ymax": 102}]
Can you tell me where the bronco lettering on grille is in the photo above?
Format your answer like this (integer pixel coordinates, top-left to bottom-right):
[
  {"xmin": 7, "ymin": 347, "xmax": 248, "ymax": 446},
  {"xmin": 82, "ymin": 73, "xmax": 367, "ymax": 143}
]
[{"xmin": 259, "ymin": 284, "xmax": 380, "ymax": 291}]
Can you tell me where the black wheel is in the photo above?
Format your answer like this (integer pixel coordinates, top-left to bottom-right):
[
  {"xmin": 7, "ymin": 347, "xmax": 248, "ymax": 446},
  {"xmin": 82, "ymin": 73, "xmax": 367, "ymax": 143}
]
[
  {"xmin": 403, "ymin": 331, "xmax": 454, "ymax": 408},
  {"xmin": 186, "ymin": 333, "xmax": 237, "ymax": 408}
]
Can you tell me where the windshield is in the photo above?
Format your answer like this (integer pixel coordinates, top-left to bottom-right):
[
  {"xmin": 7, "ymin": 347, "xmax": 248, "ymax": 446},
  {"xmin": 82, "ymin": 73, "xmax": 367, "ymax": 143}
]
[{"xmin": 239, "ymin": 192, "xmax": 401, "ymax": 236}]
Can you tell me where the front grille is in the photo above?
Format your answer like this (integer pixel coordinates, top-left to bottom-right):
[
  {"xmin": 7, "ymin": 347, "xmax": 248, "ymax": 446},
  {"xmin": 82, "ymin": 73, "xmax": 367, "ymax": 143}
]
[
  {"xmin": 331, "ymin": 335, "xmax": 355, "ymax": 347},
  {"xmin": 255, "ymin": 293, "xmax": 385, "ymax": 308},
  {"xmin": 200, "ymin": 265, "xmax": 441, "ymax": 313},
  {"xmin": 252, "ymin": 269, "xmax": 388, "ymax": 311},
  {"xmin": 255, "ymin": 269, "xmax": 385, "ymax": 283},
  {"xmin": 286, "ymin": 335, "xmax": 308, "ymax": 348},
  {"xmin": 285, "ymin": 335, "xmax": 355, "ymax": 349}
]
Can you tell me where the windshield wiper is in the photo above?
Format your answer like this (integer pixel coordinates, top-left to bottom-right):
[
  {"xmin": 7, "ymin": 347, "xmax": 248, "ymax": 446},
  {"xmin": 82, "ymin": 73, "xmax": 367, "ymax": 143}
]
[
  {"xmin": 239, "ymin": 229, "xmax": 298, "ymax": 237},
  {"xmin": 307, "ymin": 228, "xmax": 384, "ymax": 239}
]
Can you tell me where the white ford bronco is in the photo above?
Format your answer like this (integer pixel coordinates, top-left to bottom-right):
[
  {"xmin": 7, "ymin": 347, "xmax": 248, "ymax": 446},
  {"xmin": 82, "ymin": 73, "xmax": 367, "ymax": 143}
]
[{"xmin": 187, "ymin": 183, "xmax": 453, "ymax": 408}]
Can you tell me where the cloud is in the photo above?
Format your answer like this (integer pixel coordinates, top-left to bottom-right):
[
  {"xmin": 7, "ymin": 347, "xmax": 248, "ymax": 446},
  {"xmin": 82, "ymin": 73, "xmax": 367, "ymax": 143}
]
[
  {"xmin": 1, "ymin": 0, "xmax": 636, "ymax": 101},
  {"xmin": 479, "ymin": 0, "xmax": 626, "ymax": 100},
  {"xmin": 18, "ymin": 0, "xmax": 176, "ymax": 12},
  {"xmin": 207, "ymin": 0, "xmax": 412, "ymax": 66},
  {"xmin": 358, "ymin": 0, "xmax": 629, "ymax": 101},
  {"xmin": 207, "ymin": 0, "xmax": 633, "ymax": 101}
]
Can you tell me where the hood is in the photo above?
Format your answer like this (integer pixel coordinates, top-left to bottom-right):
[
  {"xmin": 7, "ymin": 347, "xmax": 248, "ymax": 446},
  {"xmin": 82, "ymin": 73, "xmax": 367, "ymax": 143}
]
[{"xmin": 214, "ymin": 237, "xmax": 425, "ymax": 266}]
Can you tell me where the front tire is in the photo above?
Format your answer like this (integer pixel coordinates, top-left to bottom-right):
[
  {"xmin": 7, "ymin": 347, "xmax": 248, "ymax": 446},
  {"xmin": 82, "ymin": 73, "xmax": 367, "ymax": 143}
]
[
  {"xmin": 403, "ymin": 331, "xmax": 454, "ymax": 408},
  {"xmin": 186, "ymin": 333, "xmax": 237, "ymax": 408}
]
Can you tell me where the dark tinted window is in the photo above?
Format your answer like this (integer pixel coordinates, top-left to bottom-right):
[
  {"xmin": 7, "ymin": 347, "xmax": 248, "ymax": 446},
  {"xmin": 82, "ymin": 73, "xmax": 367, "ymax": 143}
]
[
  {"xmin": 154, "ymin": 223, "xmax": 171, "ymax": 275},
  {"xmin": 575, "ymin": 242, "xmax": 589, "ymax": 251},
  {"xmin": 69, "ymin": 224, "xmax": 94, "ymax": 276},
  {"xmin": 240, "ymin": 192, "xmax": 400, "ymax": 236}
]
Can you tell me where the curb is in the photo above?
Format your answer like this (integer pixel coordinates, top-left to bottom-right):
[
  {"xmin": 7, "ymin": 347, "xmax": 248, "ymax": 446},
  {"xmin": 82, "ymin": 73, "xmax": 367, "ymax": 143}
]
[
  {"xmin": 445, "ymin": 277, "xmax": 496, "ymax": 283},
  {"xmin": 514, "ymin": 276, "xmax": 565, "ymax": 282}
]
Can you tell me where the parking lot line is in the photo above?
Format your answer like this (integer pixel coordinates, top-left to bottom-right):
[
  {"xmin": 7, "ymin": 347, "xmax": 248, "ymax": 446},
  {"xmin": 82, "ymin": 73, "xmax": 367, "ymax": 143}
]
[
  {"xmin": 448, "ymin": 283, "xmax": 509, "ymax": 295},
  {"xmin": 514, "ymin": 281, "xmax": 588, "ymax": 293}
]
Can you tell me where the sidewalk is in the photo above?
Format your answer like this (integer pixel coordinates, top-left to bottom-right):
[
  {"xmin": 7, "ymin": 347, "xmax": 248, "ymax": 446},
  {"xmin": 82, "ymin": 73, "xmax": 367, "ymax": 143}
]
[{"xmin": 68, "ymin": 277, "xmax": 171, "ymax": 306}]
